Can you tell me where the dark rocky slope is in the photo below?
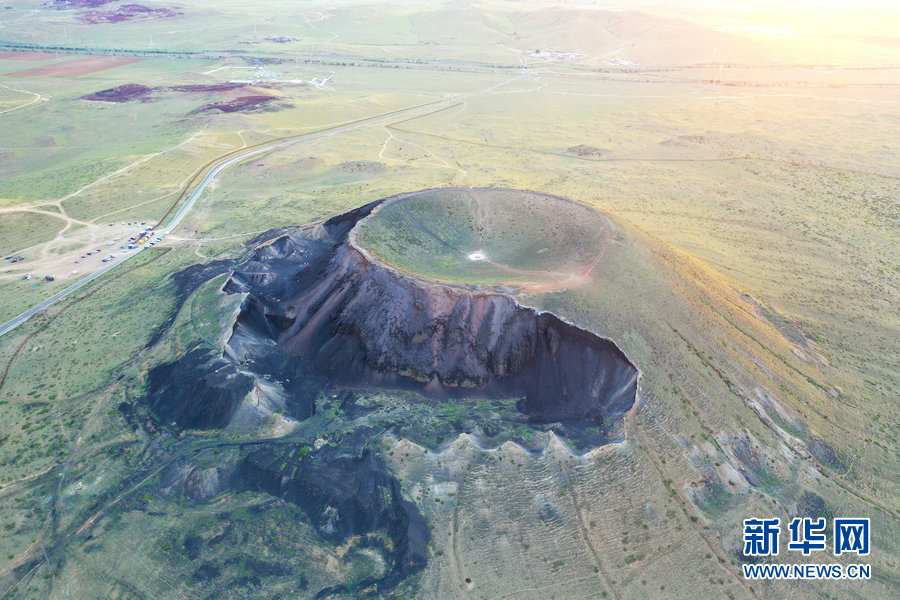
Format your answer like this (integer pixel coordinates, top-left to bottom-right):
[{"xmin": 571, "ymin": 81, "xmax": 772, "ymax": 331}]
[
  {"xmin": 238, "ymin": 444, "xmax": 430, "ymax": 592},
  {"xmin": 155, "ymin": 439, "xmax": 426, "ymax": 598},
  {"xmin": 149, "ymin": 197, "xmax": 638, "ymax": 437},
  {"xmin": 143, "ymin": 192, "xmax": 640, "ymax": 596}
]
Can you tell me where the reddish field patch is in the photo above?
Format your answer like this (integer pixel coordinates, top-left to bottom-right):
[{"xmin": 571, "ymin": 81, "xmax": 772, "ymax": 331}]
[
  {"xmin": 80, "ymin": 81, "xmax": 254, "ymax": 103},
  {"xmin": 197, "ymin": 95, "xmax": 278, "ymax": 113},
  {"xmin": 53, "ymin": 0, "xmax": 116, "ymax": 8},
  {"xmin": 78, "ymin": 4, "xmax": 181, "ymax": 24},
  {"xmin": 82, "ymin": 83, "xmax": 153, "ymax": 102},
  {"xmin": 0, "ymin": 52, "xmax": 59, "ymax": 61},
  {"xmin": 9, "ymin": 56, "xmax": 140, "ymax": 77}
]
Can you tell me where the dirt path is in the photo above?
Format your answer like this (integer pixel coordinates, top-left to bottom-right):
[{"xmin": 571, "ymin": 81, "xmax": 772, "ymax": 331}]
[
  {"xmin": 0, "ymin": 83, "xmax": 42, "ymax": 116},
  {"xmin": 0, "ymin": 206, "xmax": 91, "ymax": 230},
  {"xmin": 0, "ymin": 250, "xmax": 172, "ymax": 590},
  {"xmin": 627, "ymin": 407, "xmax": 761, "ymax": 600},
  {"xmin": 448, "ymin": 476, "xmax": 475, "ymax": 598},
  {"xmin": 0, "ymin": 466, "xmax": 54, "ymax": 495},
  {"xmin": 54, "ymin": 132, "xmax": 206, "ymax": 208},
  {"xmin": 560, "ymin": 465, "xmax": 621, "ymax": 600}
]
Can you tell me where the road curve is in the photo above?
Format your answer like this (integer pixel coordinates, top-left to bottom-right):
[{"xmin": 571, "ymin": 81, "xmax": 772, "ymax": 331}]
[
  {"xmin": 0, "ymin": 96, "xmax": 464, "ymax": 338},
  {"xmin": 0, "ymin": 74, "xmax": 529, "ymax": 338}
]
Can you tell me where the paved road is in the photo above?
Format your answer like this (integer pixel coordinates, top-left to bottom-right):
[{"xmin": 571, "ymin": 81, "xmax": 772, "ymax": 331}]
[
  {"xmin": 0, "ymin": 99, "xmax": 449, "ymax": 338},
  {"xmin": 0, "ymin": 74, "xmax": 527, "ymax": 338}
]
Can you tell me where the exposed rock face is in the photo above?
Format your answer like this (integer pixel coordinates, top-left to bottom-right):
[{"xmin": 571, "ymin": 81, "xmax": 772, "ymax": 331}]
[
  {"xmin": 147, "ymin": 348, "xmax": 254, "ymax": 430},
  {"xmin": 148, "ymin": 195, "xmax": 638, "ymax": 438},
  {"xmin": 143, "ymin": 192, "xmax": 640, "ymax": 596},
  {"xmin": 260, "ymin": 243, "xmax": 636, "ymax": 425}
]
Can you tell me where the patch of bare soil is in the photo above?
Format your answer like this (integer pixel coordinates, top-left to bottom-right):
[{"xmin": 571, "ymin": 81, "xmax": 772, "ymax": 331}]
[
  {"xmin": 82, "ymin": 83, "xmax": 153, "ymax": 102},
  {"xmin": 32, "ymin": 136, "xmax": 56, "ymax": 148},
  {"xmin": 660, "ymin": 135, "xmax": 710, "ymax": 147},
  {"xmin": 194, "ymin": 95, "xmax": 279, "ymax": 113},
  {"xmin": 9, "ymin": 57, "xmax": 140, "ymax": 76},
  {"xmin": 77, "ymin": 4, "xmax": 182, "ymax": 24},
  {"xmin": 0, "ymin": 52, "xmax": 58, "ymax": 61},
  {"xmin": 567, "ymin": 144, "xmax": 605, "ymax": 157},
  {"xmin": 340, "ymin": 160, "xmax": 387, "ymax": 174}
]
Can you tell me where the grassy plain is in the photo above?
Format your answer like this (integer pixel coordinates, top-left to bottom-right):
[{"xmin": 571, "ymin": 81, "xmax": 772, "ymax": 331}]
[{"xmin": 0, "ymin": 1, "xmax": 897, "ymax": 598}]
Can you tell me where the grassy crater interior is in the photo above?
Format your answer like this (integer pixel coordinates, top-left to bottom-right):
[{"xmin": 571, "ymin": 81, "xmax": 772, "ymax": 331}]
[{"xmin": 355, "ymin": 188, "xmax": 610, "ymax": 288}]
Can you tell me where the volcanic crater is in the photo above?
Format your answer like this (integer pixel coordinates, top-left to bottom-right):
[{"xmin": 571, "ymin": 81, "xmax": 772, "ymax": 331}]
[
  {"xmin": 142, "ymin": 188, "xmax": 639, "ymax": 594},
  {"xmin": 149, "ymin": 189, "xmax": 638, "ymax": 444}
]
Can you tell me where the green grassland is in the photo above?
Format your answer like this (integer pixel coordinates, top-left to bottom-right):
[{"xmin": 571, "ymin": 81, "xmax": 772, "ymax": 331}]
[
  {"xmin": 0, "ymin": 1, "xmax": 897, "ymax": 598},
  {"xmin": 0, "ymin": 212, "xmax": 66, "ymax": 258},
  {"xmin": 0, "ymin": 57, "xmax": 214, "ymax": 203},
  {"xmin": 357, "ymin": 188, "xmax": 609, "ymax": 286}
]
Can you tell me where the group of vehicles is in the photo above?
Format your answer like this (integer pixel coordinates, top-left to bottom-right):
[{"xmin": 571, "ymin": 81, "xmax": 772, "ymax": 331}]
[
  {"xmin": 7, "ymin": 222, "xmax": 167, "ymax": 287},
  {"xmin": 75, "ymin": 225, "xmax": 165, "ymax": 265}
]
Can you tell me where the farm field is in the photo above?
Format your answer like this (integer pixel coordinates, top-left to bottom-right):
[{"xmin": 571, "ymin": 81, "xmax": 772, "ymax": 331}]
[{"xmin": 0, "ymin": 1, "xmax": 897, "ymax": 599}]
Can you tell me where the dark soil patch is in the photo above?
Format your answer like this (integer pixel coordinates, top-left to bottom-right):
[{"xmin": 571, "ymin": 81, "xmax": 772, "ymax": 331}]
[
  {"xmin": 78, "ymin": 4, "xmax": 182, "ymax": 24},
  {"xmin": 116, "ymin": 401, "xmax": 160, "ymax": 435},
  {"xmin": 340, "ymin": 160, "xmax": 387, "ymax": 174},
  {"xmin": 238, "ymin": 443, "xmax": 429, "ymax": 594},
  {"xmin": 82, "ymin": 83, "xmax": 153, "ymax": 102},
  {"xmin": 80, "ymin": 82, "xmax": 256, "ymax": 104},
  {"xmin": 192, "ymin": 562, "xmax": 221, "ymax": 583},
  {"xmin": 32, "ymin": 136, "xmax": 56, "ymax": 148},
  {"xmin": 195, "ymin": 95, "xmax": 279, "ymax": 113},
  {"xmin": 265, "ymin": 36, "xmax": 298, "ymax": 43},
  {"xmin": 731, "ymin": 437, "xmax": 777, "ymax": 489},
  {"xmin": 183, "ymin": 534, "xmax": 203, "ymax": 560},
  {"xmin": 567, "ymin": 144, "xmax": 605, "ymax": 157},
  {"xmin": 807, "ymin": 435, "xmax": 849, "ymax": 471},
  {"xmin": 797, "ymin": 490, "xmax": 832, "ymax": 521}
]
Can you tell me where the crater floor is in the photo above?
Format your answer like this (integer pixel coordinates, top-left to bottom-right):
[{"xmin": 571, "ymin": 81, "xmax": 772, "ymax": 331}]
[{"xmin": 354, "ymin": 188, "xmax": 612, "ymax": 292}]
